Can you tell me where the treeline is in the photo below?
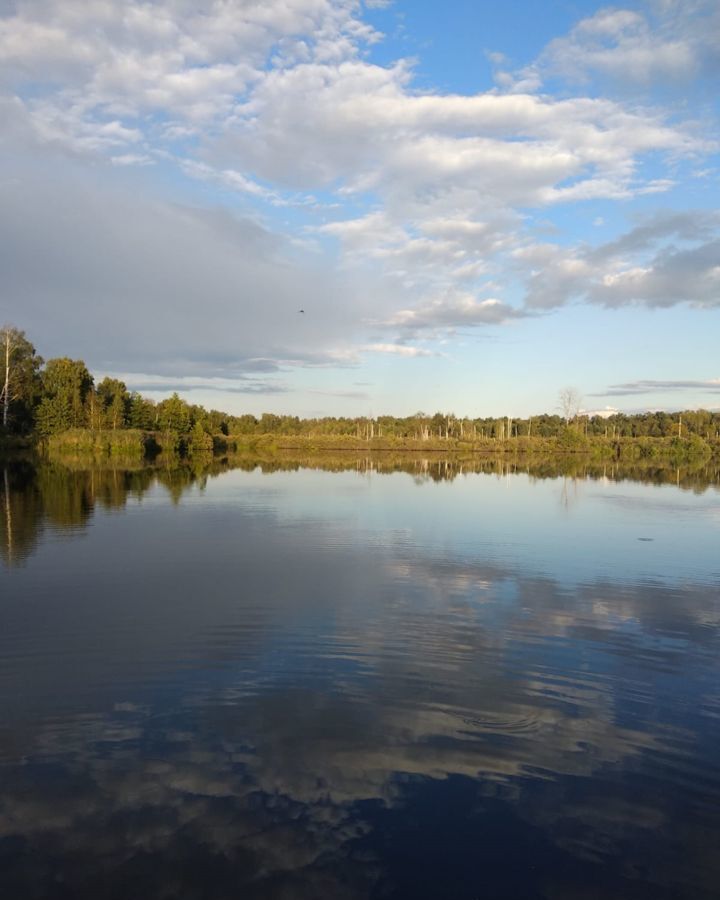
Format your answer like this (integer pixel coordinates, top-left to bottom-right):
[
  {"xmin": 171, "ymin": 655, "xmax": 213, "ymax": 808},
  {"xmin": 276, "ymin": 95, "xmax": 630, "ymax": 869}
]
[
  {"xmin": 227, "ymin": 409, "xmax": 720, "ymax": 442},
  {"xmin": 2, "ymin": 326, "xmax": 719, "ymax": 454},
  {"xmin": 0, "ymin": 327, "xmax": 219, "ymax": 453}
]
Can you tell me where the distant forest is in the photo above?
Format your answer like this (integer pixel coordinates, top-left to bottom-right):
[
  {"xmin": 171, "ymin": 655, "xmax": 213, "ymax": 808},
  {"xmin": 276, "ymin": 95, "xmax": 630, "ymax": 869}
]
[{"xmin": 2, "ymin": 326, "xmax": 719, "ymax": 448}]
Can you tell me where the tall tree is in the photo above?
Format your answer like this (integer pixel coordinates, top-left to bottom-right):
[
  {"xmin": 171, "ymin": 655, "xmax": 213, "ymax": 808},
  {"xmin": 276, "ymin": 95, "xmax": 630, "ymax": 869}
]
[
  {"xmin": 36, "ymin": 358, "xmax": 93, "ymax": 435},
  {"xmin": 0, "ymin": 326, "xmax": 43, "ymax": 433},
  {"xmin": 157, "ymin": 392, "xmax": 192, "ymax": 433},
  {"xmin": 96, "ymin": 377, "xmax": 129, "ymax": 430},
  {"xmin": 128, "ymin": 392, "xmax": 156, "ymax": 430},
  {"xmin": 558, "ymin": 386, "xmax": 582, "ymax": 425}
]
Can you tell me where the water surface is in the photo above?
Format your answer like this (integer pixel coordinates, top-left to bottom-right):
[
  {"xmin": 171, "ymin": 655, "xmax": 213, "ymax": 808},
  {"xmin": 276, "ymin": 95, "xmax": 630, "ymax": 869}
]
[{"xmin": 1, "ymin": 456, "xmax": 719, "ymax": 899}]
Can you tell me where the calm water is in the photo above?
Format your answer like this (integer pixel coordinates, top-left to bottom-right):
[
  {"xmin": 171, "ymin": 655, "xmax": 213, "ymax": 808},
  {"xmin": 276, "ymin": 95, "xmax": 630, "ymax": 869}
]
[{"xmin": 1, "ymin": 456, "xmax": 719, "ymax": 899}]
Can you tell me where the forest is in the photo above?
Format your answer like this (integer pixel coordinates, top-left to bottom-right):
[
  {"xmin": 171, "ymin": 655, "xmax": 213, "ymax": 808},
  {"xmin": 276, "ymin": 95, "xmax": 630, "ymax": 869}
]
[{"xmin": 2, "ymin": 326, "xmax": 719, "ymax": 458}]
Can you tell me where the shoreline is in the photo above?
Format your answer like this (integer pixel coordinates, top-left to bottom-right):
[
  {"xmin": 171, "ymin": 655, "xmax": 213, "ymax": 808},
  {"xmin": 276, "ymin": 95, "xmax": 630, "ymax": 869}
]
[{"xmin": 1, "ymin": 430, "xmax": 718, "ymax": 460}]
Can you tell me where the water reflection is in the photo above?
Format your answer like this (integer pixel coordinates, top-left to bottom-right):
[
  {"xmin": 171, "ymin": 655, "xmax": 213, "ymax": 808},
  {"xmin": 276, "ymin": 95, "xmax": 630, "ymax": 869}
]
[
  {"xmin": 2, "ymin": 454, "xmax": 718, "ymax": 569},
  {"xmin": 0, "ymin": 457, "xmax": 719, "ymax": 898},
  {"xmin": 0, "ymin": 457, "xmax": 232, "ymax": 565}
]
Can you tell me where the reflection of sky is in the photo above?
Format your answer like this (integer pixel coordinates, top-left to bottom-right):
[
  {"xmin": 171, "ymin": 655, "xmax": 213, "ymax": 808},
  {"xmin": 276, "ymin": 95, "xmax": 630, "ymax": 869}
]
[
  {"xmin": 189, "ymin": 468, "xmax": 720, "ymax": 585},
  {"xmin": 1, "ymin": 465, "xmax": 719, "ymax": 899}
]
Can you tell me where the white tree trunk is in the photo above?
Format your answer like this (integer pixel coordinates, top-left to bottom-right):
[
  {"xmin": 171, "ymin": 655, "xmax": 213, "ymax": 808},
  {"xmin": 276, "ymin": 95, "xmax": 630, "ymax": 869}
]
[{"xmin": 1, "ymin": 330, "xmax": 10, "ymax": 429}]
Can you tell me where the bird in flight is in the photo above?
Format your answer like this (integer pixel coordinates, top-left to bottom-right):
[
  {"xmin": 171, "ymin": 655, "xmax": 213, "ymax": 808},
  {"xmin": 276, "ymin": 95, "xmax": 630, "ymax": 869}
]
[{"xmin": 298, "ymin": 309, "xmax": 305, "ymax": 314}]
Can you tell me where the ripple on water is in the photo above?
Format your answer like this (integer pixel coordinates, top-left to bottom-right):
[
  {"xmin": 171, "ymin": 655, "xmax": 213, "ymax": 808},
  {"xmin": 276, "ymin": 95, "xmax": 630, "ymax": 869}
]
[{"xmin": 1, "ymin": 462, "xmax": 720, "ymax": 900}]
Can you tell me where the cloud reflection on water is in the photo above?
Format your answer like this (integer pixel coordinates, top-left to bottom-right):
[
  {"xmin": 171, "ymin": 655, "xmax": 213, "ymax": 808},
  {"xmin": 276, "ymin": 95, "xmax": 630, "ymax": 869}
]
[{"xmin": 0, "ymin": 457, "xmax": 719, "ymax": 898}]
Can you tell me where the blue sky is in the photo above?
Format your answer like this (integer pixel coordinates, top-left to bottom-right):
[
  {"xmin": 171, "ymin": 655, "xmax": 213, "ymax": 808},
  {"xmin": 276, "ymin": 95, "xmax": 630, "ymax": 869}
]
[{"xmin": 1, "ymin": 0, "xmax": 718, "ymax": 417}]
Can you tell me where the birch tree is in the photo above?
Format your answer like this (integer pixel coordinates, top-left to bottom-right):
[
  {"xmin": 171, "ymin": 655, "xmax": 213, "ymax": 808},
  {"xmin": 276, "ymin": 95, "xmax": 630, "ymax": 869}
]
[{"xmin": 0, "ymin": 326, "xmax": 42, "ymax": 432}]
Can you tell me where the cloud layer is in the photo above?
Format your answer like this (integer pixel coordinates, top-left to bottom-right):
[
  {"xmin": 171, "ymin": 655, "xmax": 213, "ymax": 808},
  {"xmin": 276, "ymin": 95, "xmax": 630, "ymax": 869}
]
[{"xmin": 0, "ymin": 0, "xmax": 718, "ymax": 405}]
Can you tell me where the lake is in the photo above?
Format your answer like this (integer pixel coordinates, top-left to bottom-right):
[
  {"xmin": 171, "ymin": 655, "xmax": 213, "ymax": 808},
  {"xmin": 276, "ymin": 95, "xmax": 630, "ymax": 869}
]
[{"xmin": 1, "ymin": 455, "xmax": 719, "ymax": 899}]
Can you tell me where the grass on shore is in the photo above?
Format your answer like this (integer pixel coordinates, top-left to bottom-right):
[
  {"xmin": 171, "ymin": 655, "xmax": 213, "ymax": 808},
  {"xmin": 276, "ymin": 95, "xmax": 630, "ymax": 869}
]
[
  {"xmin": 1, "ymin": 427, "xmax": 714, "ymax": 468},
  {"xmin": 223, "ymin": 431, "xmax": 716, "ymax": 464}
]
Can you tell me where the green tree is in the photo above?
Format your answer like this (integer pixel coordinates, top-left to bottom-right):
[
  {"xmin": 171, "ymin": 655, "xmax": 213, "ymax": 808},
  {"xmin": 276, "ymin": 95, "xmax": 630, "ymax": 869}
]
[
  {"xmin": 128, "ymin": 392, "xmax": 156, "ymax": 430},
  {"xmin": 156, "ymin": 392, "xmax": 192, "ymax": 433},
  {"xmin": 96, "ymin": 377, "xmax": 129, "ymax": 429},
  {"xmin": 259, "ymin": 413, "xmax": 282, "ymax": 433},
  {"xmin": 189, "ymin": 420, "xmax": 213, "ymax": 453},
  {"xmin": 228, "ymin": 414, "xmax": 258, "ymax": 435},
  {"xmin": 36, "ymin": 358, "xmax": 93, "ymax": 435},
  {"xmin": 205, "ymin": 409, "xmax": 229, "ymax": 435}
]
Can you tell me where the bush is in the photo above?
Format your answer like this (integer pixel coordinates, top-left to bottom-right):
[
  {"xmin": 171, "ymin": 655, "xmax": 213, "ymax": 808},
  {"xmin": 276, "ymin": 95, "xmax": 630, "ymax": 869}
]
[
  {"xmin": 669, "ymin": 434, "xmax": 712, "ymax": 463},
  {"xmin": 556, "ymin": 427, "xmax": 589, "ymax": 451}
]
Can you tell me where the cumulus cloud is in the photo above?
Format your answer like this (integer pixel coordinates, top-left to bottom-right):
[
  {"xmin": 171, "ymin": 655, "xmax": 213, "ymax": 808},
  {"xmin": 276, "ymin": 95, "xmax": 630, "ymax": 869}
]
[
  {"xmin": 383, "ymin": 293, "xmax": 527, "ymax": 338},
  {"xmin": 0, "ymin": 0, "xmax": 374, "ymax": 114},
  {"xmin": 105, "ymin": 373, "xmax": 292, "ymax": 395},
  {"xmin": 495, "ymin": 1, "xmax": 720, "ymax": 92},
  {"xmin": 365, "ymin": 343, "xmax": 434, "ymax": 357},
  {"xmin": 520, "ymin": 211, "xmax": 720, "ymax": 310},
  {"xmin": 218, "ymin": 62, "xmax": 696, "ymax": 192},
  {"xmin": 0, "ymin": 0, "xmax": 717, "ymax": 390}
]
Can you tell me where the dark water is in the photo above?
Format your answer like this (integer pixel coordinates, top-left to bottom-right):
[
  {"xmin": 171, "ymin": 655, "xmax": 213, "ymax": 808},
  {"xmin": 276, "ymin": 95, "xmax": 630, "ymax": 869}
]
[{"xmin": 1, "ymin": 456, "xmax": 719, "ymax": 899}]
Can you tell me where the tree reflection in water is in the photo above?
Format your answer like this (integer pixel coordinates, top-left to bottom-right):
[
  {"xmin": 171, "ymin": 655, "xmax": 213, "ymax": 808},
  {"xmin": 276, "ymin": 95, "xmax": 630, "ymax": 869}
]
[{"xmin": 2, "ymin": 452, "xmax": 718, "ymax": 567}]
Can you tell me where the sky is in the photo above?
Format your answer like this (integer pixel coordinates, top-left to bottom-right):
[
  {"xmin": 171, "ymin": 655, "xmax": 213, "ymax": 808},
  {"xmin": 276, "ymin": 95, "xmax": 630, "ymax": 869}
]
[{"xmin": 1, "ymin": 0, "xmax": 719, "ymax": 418}]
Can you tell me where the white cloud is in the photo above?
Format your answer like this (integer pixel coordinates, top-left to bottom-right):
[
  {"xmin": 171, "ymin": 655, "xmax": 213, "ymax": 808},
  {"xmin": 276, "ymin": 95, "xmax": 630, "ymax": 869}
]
[
  {"xmin": 3, "ymin": 3, "xmax": 704, "ymax": 231},
  {"xmin": 521, "ymin": 211, "xmax": 720, "ymax": 310},
  {"xmin": 384, "ymin": 293, "xmax": 527, "ymax": 338},
  {"xmin": 0, "ymin": 0, "xmax": 718, "ymax": 388},
  {"xmin": 177, "ymin": 158, "xmax": 281, "ymax": 202},
  {"xmin": 496, "ymin": 1, "xmax": 719, "ymax": 92},
  {"xmin": 110, "ymin": 152, "xmax": 153, "ymax": 166},
  {"xmin": 102, "ymin": 372, "xmax": 290, "ymax": 395},
  {"xmin": 365, "ymin": 343, "xmax": 434, "ymax": 357},
  {"xmin": 595, "ymin": 378, "xmax": 720, "ymax": 397},
  {"xmin": 219, "ymin": 59, "xmax": 700, "ymax": 203}
]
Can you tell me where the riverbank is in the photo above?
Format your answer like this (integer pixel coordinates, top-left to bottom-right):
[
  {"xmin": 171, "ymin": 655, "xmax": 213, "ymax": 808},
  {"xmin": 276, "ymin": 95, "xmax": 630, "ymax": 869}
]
[
  {"xmin": 227, "ymin": 431, "xmax": 717, "ymax": 464},
  {"xmin": 2, "ymin": 428, "xmax": 717, "ymax": 466}
]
